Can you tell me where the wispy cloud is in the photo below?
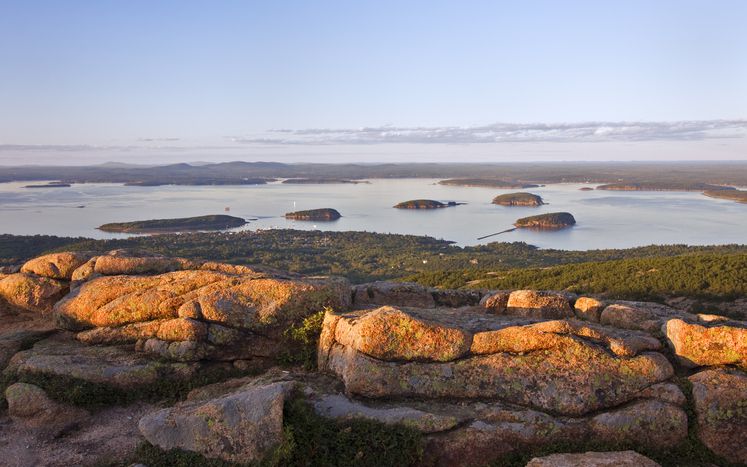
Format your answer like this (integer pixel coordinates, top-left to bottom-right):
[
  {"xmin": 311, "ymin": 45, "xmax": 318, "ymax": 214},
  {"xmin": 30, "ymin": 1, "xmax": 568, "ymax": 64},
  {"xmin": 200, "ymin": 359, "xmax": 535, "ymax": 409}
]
[
  {"xmin": 231, "ymin": 120, "xmax": 747, "ymax": 145},
  {"xmin": 137, "ymin": 137, "xmax": 181, "ymax": 142}
]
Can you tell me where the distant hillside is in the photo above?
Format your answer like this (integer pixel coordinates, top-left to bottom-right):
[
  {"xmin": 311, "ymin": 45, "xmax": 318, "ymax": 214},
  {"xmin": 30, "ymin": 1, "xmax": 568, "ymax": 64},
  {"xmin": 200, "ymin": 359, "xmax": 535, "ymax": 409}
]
[
  {"xmin": 409, "ymin": 253, "xmax": 747, "ymax": 302},
  {"xmin": 4, "ymin": 161, "xmax": 747, "ymax": 186}
]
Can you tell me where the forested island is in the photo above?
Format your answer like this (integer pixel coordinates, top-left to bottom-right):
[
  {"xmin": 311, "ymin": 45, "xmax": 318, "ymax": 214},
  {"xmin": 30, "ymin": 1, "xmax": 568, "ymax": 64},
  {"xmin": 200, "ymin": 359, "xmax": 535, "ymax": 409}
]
[
  {"xmin": 514, "ymin": 212, "xmax": 576, "ymax": 229},
  {"xmin": 98, "ymin": 215, "xmax": 247, "ymax": 233},
  {"xmin": 284, "ymin": 208, "xmax": 342, "ymax": 221},
  {"xmin": 23, "ymin": 182, "xmax": 71, "ymax": 188},
  {"xmin": 492, "ymin": 192, "xmax": 544, "ymax": 206},
  {"xmin": 394, "ymin": 199, "xmax": 460, "ymax": 209}
]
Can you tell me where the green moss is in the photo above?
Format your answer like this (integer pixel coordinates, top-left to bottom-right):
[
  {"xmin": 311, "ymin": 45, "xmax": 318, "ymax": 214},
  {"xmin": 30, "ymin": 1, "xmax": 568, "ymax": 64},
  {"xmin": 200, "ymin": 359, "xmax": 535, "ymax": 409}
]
[
  {"xmin": 275, "ymin": 394, "xmax": 423, "ymax": 467},
  {"xmin": 122, "ymin": 393, "xmax": 422, "ymax": 467},
  {"xmin": 1, "ymin": 363, "xmax": 250, "ymax": 409},
  {"xmin": 277, "ymin": 310, "xmax": 327, "ymax": 369}
]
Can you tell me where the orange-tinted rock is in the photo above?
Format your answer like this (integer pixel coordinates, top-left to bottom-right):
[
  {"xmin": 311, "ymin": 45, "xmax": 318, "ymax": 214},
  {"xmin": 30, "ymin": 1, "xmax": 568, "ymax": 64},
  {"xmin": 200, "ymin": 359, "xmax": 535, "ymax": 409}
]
[
  {"xmin": 21, "ymin": 252, "xmax": 95, "ymax": 280},
  {"xmin": 334, "ymin": 306, "xmax": 472, "ymax": 362},
  {"xmin": 92, "ymin": 252, "xmax": 194, "ymax": 276},
  {"xmin": 157, "ymin": 318, "xmax": 208, "ymax": 342},
  {"xmin": 574, "ymin": 297, "xmax": 606, "ymax": 322},
  {"xmin": 480, "ymin": 291, "xmax": 511, "ymax": 313},
  {"xmin": 471, "ymin": 319, "xmax": 660, "ymax": 357},
  {"xmin": 0, "ymin": 273, "xmax": 67, "ymax": 314},
  {"xmin": 664, "ymin": 318, "xmax": 746, "ymax": 369},
  {"xmin": 506, "ymin": 290, "xmax": 574, "ymax": 319},
  {"xmin": 321, "ymin": 308, "xmax": 673, "ymax": 416}
]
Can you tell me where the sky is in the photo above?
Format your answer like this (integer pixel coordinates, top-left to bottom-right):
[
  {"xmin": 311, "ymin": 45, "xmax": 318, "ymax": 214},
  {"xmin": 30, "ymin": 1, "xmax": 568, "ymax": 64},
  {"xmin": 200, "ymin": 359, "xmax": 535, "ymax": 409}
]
[{"xmin": 1, "ymin": 0, "xmax": 746, "ymax": 165}]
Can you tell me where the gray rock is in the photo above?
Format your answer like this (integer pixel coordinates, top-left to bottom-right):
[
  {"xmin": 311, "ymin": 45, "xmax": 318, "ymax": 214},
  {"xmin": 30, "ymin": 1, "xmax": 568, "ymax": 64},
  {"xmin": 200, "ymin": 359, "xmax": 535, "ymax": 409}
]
[{"xmin": 138, "ymin": 381, "xmax": 293, "ymax": 463}]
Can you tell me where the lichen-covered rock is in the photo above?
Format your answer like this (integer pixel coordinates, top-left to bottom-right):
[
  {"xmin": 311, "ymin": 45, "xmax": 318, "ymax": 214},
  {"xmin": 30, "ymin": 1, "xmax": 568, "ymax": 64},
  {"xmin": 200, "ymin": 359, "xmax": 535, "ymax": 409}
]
[
  {"xmin": 664, "ymin": 318, "xmax": 746, "ymax": 369},
  {"xmin": 334, "ymin": 306, "xmax": 472, "ymax": 362},
  {"xmin": 311, "ymin": 393, "xmax": 461, "ymax": 433},
  {"xmin": 196, "ymin": 276, "xmax": 350, "ymax": 329},
  {"xmin": 76, "ymin": 321, "xmax": 164, "ymax": 345},
  {"xmin": 5, "ymin": 382, "xmax": 61, "ymax": 419},
  {"xmin": 5, "ymin": 382, "xmax": 89, "ymax": 436},
  {"xmin": 480, "ymin": 291, "xmax": 511, "ymax": 313},
  {"xmin": 140, "ymin": 338, "xmax": 211, "ymax": 362},
  {"xmin": 574, "ymin": 297, "xmax": 606, "ymax": 322},
  {"xmin": 21, "ymin": 252, "xmax": 95, "ymax": 280},
  {"xmin": 54, "ymin": 271, "xmax": 349, "ymax": 331},
  {"xmin": 600, "ymin": 301, "xmax": 694, "ymax": 332},
  {"xmin": 471, "ymin": 320, "xmax": 661, "ymax": 357},
  {"xmin": 635, "ymin": 382, "xmax": 686, "ymax": 406},
  {"xmin": 92, "ymin": 251, "xmax": 195, "ymax": 276},
  {"xmin": 6, "ymin": 336, "xmax": 198, "ymax": 389},
  {"xmin": 138, "ymin": 381, "xmax": 292, "ymax": 463},
  {"xmin": 320, "ymin": 308, "xmax": 673, "ymax": 416},
  {"xmin": 54, "ymin": 270, "xmax": 228, "ymax": 330},
  {"xmin": 588, "ymin": 399, "xmax": 687, "ymax": 448},
  {"xmin": 526, "ymin": 451, "xmax": 661, "ymax": 467},
  {"xmin": 506, "ymin": 290, "xmax": 574, "ymax": 319},
  {"xmin": 157, "ymin": 318, "xmax": 208, "ymax": 342},
  {"xmin": 352, "ymin": 281, "xmax": 436, "ymax": 308},
  {"xmin": 421, "ymin": 400, "xmax": 680, "ymax": 467},
  {"xmin": 689, "ymin": 368, "xmax": 747, "ymax": 464},
  {"xmin": 0, "ymin": 329, "xmax": 55, "ymax": 370},
  {"xmin": 0, "ymin": 273, "xmax": 67, "ymax": 314}
]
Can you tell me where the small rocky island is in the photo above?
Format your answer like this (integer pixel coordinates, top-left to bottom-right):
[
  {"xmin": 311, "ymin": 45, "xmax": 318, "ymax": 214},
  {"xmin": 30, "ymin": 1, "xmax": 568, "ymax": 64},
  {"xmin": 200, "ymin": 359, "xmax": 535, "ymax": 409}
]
[
  {"xmin": 514, "ymin": 212, "xmax": 576, "ymax": 229},
  {"xmin": 98, "ymin": 214, "xmax": 247, "ymax": 233},
  {"xmin": 492, "ymin": 192, "xmax": 545, "ymax": 206},
  {"xmin": 285, "ymin": 208, "xmax": 341, "ymax": 221},
  {"xmin": 439, "ymin": 178, "xmax": 540, "ymax": 188},
  {"xmin": 393, "ymin": 199, "xmax": 460, "ymax": 209}
]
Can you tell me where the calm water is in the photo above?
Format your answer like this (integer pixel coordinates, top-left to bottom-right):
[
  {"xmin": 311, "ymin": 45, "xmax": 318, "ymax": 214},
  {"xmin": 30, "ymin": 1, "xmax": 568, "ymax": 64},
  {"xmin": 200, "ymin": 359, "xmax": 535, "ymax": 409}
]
[{"xmin": 0, "ymin": 179, "xmax": 745, "ymax": 250}]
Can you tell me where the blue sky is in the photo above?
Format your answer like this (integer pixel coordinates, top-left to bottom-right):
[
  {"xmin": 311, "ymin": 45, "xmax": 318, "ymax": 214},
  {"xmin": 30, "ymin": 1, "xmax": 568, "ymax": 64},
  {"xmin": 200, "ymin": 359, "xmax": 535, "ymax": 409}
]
[{"xmin": 1, "ymin": 0, "xmax": 746, "ymax": 164}]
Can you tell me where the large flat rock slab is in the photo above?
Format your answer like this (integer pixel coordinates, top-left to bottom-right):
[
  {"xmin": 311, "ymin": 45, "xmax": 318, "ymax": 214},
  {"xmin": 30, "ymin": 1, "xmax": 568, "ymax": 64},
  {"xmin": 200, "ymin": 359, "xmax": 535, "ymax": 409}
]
[
  {"xmin": 319, "ymin": 307, "xmax": 673, "ymax": 416},
  {"xmin": 5, "ymin": 335, "xmax": 198, "ymax": 389}
]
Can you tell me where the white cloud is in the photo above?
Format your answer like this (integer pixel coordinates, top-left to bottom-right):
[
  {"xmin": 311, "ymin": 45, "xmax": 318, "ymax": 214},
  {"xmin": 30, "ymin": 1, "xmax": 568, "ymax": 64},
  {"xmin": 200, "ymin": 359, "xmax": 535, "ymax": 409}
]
[{"xmin": 231, "ymin": 120, "xmax": 747, "ymax": 145}]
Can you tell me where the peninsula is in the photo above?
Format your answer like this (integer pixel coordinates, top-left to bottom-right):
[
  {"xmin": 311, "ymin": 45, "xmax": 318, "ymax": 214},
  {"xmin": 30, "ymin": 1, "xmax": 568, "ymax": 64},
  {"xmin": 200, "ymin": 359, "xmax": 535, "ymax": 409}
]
[
  {"xmin": 282, "ymin": 178, "xmax": 367, "ymax": 184},
  {"xmin": 596, "ymin": 182, "xmax": 734, "ymax": 192},
  {"xmin": 98, "ymin": 215, "xmax": 247, "ymax": 233},
  {"xmin": 703, "ymin": 189, "xmax": 747, "ymax": 203}
]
